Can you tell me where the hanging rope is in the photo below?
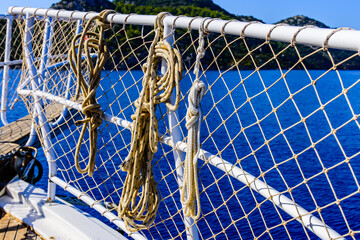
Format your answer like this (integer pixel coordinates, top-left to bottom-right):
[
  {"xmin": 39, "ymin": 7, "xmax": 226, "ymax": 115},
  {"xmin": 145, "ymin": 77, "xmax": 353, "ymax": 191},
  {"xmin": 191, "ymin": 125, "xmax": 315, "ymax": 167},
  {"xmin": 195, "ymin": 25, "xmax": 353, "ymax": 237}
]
[
  {"xmin": 118, "ymin": 12, "xmax": 183, "ymax": 232},
  {"xmin": 181, "ymin": 19, "xmax": 207, "ymax": 220},
  {"xmin": 69, "ymin": 10, "xmax": 115, "ymax": 177}
]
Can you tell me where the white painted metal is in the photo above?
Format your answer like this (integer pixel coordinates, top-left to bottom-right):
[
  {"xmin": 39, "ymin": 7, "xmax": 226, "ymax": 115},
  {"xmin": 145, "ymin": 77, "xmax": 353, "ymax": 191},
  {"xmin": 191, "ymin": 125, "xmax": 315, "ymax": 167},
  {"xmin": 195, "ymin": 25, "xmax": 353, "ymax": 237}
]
[
  {"xmin": 17, "ymin": 88, "xmax": 343, "ymax": 240},
  {"xmin": 39, "ymin": 17, "xmax": 53, "ymax": 80},
  {"xmin": 50, "ymin": 176, "xmax": 147, "ymax": 240},
  {"xmin": 25, "ymin": 122, "xmax": 38, "ymax": 147},
  {"xmin": 162, "ymin": 23, "xmax": 199, "ymax": 240},
  {"xmin": 0, "ymin": 59, "xmax": 22, "ymax": 67},
  {"xmin": 24, "ymin": 14, "xmax": 57, "ymax": 201},
  {"xmin": 26, "ymin": 16, "xmax": 54, "ymax": 147},
  {"xmin": 0, "ymin": 55, "xmax": 73, "ymax": 68},
  {"xmin": 9, "ymin": 6, "xmax": 360, "ymax": 52},
  {"xmin": 0, "ymin": 179, "xmax": 127, "ymax": 240},
  {"xmin": 1, "ymin": 16, "xmax": 13, "ymax": 125}
]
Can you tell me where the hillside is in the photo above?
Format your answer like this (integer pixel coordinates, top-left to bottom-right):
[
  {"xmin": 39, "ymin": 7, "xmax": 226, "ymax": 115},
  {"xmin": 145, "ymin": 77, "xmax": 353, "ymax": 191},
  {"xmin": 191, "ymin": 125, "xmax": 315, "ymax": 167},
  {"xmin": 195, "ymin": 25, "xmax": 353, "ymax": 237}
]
[
  {"xmin": 117, "ymin": 0, "xmax": 232, "ymax": 15},
  {"xmin": 277, "ymin": 15, "xmax": 329, "ymax": 28},
  {"xmin": 51, "ymin": 0, "xmax": 115, "ymax": 12},
  {"xmin": 51, "ymin": 0, "xmax": 334, "ymax": 27},
  {"xmin": 48, "ymin": 0, "xmax": 359, "ymax": 70},
  {"xmin": 52, "ymin": 0, "xmax": 261, "ymax": 22}
]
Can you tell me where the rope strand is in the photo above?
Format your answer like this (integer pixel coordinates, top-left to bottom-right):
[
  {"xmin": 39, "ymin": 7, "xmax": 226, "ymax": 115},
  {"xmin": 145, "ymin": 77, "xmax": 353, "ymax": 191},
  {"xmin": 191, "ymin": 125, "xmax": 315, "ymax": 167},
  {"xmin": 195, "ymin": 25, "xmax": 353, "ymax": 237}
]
[
  {"xmin": 69, "ymin": 10, "xmax": 115, "ymax": 177},
  {"xmin": 181, "ymin": 20, "xmax": 207, "ymax": 219},
  {"xmin": 118, "ymin": 12, "xmax": 183, "ymax": 232}
]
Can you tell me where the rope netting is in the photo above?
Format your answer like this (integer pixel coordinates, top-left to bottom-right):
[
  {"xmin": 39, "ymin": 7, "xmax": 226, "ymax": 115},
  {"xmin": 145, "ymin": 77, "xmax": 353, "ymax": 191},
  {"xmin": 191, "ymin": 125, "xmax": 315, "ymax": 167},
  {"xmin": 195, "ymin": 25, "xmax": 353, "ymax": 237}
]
[
  {"xmin": 0, "ymin": 17, "xmax": 25, "ymax": 126},
  {"xmin": 14, "ymin": 10, "xmax": 360, "ymax": 240}
]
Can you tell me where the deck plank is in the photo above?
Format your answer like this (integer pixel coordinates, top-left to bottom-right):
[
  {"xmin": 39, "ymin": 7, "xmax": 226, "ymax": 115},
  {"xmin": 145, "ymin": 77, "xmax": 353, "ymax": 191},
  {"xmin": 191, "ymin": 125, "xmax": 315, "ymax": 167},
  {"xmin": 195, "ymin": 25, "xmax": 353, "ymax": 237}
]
[
  {"xmin": 14, "ymin": 224, "xmax": 27, "ymax": 240},
  {"xmin": 0, "ymin": 209, "xmax": 42, "ymax": 240},
  {"xmin": 0, "ymin": 210, "xmax": 10, "ymax": 239},
  {"xmin": 0, "ymin": 104, "xmax": 67, "ymax": 155},
  {"xmin": 4, "ymin": 217, "xmax": 18, "ymax": 240}
]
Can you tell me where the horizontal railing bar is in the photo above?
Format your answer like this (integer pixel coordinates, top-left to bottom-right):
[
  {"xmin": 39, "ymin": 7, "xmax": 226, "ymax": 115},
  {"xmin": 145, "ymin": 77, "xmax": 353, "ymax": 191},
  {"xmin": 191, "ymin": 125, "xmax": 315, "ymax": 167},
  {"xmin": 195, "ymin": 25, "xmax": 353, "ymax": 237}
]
[
  {"xmin": 9, "ymin": 7, "xmax": 156, "ymax": 26},
  {"xmin": 0, "ymin": 14, "xmax": 12, "ymax": 19},
  {"xmin": 0, "ymin": 59, "xmax": 23, "ymax": 67},
  {"xmin": 0, "ymin": 54, "xmax": 74, "ymax": 68},
  {"xmin": 9, "ymin": 7, "xmax": 360, "ymax": 52},
  {"xmin": 166, "ymin": 17, "xmax": 360, "ymax": 52},
  {"xmin": 51, "ymin": 176, "xmax": 147, "ymax": 240},
  {"xmin": 18, "ymin": 89, "xmax": 342, "ymax": 240}
]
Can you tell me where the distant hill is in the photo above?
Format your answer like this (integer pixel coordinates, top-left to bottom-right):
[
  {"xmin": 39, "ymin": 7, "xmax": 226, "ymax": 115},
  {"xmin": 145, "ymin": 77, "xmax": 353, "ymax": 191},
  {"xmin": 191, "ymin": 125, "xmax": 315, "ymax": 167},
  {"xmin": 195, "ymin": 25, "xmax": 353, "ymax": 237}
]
[
  {"xmin": 51, "ymin": 0, "xmax": 333, "ymax": 28},
  {"xmin": 51, "ymin": 0, "xmax": 261, "ymax": 22},
  {"xmin": 277, "ymin": 15, "xmax": 329, "ymax": 28},
  {"xmin": 51, "ymin": 0, "xmax": 115, "ymax": 12},
  {"xmin": 48, "ymin": 0, "xmax": 360, "ymax": 70},
  {"xmin": 116, "ymin": 0, "xmax": 260, "ymax": 22},
  {"xmin": 118, "ymin": 0, "xmax": 231, "ymax": 15},
  {"xmin": 50, "ymin": 0, "xmax": 335, "ymax": 28}
]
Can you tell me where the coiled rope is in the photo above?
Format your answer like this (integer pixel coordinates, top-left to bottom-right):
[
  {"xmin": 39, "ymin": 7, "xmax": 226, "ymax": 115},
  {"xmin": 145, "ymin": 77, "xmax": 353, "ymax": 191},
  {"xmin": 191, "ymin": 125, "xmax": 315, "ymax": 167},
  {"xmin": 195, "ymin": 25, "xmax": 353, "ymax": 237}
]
[
  {"xmin": 181, "ymin": 19, "xmax": 207, "ymax": 219},
  {"xmin": 118, "ymin": 12, "xmax": 183, "ymax": 232},
  {"xmin": 69, "ymin": 10, "xmax": 115, "ymax": 177}
]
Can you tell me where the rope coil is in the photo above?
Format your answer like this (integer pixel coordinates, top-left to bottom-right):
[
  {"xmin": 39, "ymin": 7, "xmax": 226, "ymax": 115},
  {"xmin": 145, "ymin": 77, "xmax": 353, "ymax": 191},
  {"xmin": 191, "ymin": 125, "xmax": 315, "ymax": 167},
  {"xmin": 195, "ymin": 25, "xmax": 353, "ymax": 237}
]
[
  {"xmin": 118, "ymin": 12, "xmax": 183, "ymax": 231},
  {"xmin": 69, "ymin": 10, "xmax": 115, "ymax": 177},
  {"xmin": 181, "ymin": 19, "xmax": 207, "ymax": 219}
]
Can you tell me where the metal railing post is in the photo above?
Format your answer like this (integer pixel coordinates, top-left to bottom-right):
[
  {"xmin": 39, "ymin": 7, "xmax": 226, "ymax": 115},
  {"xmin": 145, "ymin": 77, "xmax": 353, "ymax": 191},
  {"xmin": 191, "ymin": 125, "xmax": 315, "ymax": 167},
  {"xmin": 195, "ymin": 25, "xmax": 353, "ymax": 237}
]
[
  {"xmin": 1, "ymin": 16, "xmax": 13, "ymax": 125},
  {"xmin": 39, "ymin": 17, "xmax": 53, "ymax": 78},
  {"xmin": 162, "ymin": 21, "xmax": 199, "ymax": 240},
  {"xmin": 26, "ymin": 16, "xmax": 54, "ymax": 146},
  {"xmin": 24, "ymin": 13, "xmax": 57, "ymax": 201}
]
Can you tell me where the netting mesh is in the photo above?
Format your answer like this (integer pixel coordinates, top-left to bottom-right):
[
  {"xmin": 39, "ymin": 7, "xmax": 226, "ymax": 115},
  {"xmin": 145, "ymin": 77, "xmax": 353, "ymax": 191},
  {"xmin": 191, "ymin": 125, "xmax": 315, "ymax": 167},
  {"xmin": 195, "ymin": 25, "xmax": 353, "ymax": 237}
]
[
  {"xmin": 15, "ymin": 12, "xmax": 360, "ymax": 240},
  {"xmin": 0, "ymin": 17, "xmax": 25, "ymax": 126}
]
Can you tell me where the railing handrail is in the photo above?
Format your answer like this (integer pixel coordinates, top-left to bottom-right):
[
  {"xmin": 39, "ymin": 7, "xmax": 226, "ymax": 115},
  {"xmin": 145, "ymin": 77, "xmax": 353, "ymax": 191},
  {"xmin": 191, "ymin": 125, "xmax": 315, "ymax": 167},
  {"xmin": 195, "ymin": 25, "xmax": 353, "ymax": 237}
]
[
  {"xmin": 0, "ymin": 60, "xmax": 22, "ymax": 67},
  {"xmin": 9, "ymin": 6, "xmax": 360, "ymax": 52}
]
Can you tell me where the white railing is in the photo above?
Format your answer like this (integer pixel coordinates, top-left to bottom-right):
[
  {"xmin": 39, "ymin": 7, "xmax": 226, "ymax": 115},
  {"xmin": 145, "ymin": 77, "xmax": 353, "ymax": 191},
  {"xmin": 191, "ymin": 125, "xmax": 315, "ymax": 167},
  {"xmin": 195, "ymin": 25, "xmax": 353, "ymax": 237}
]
[
  {"xmin": 0, "ymin": 14, "xmax": 15, "ymax": 125},
  {"xmin": 12, "ymin": 6, "xmax": 360, "ymax": 240},
  {"xmin": 8, "ymin": 7, "xmax": 360, "ymax": 52}
]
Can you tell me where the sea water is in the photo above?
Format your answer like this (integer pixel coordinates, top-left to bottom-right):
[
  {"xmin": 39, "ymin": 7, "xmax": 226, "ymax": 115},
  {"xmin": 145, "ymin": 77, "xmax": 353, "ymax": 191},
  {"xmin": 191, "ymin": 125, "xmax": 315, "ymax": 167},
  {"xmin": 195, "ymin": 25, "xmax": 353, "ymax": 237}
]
[{"xmin": 4, "ymin": 69, "xmax": 360, "ymax": 239}]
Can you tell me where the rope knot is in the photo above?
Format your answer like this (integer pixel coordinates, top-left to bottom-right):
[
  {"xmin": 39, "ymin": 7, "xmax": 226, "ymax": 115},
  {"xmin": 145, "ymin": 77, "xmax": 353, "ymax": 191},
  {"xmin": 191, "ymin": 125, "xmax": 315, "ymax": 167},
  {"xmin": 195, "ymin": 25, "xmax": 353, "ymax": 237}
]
[
  {"xmin": 181, "ymin": 21, "xmax": 208, "ymax": 220},
  {"xmin": 69, "ymin": 10, "xmax": 114, "ymax": 177},
  {"xmin": 196, "ymin": 47, "xmax": 205, "ymax": 58},
  {"xmin": 194, "ymin": 80, "xmax": 206, "ymax": 92},
  {"xmin": 182, "ymin": 81, "xmax": 206, "ymax": 220},
  {"xmin": 131, "ymin": 100, "xmax": 151, "ymax": 121},
  {"xmin": 185, "ymin": 81, "xmax": 206, "ymax": 129}
]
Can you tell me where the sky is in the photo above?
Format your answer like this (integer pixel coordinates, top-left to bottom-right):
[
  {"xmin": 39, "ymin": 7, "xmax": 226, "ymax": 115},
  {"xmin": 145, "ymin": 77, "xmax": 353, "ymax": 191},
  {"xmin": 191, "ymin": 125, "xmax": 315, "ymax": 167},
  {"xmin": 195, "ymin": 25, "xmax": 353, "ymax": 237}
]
[
  {"xmin": 1, "ymin": 0, "xmax": 360, "ymax": 29},
  {"xmin": 213, "ymin": 0, "xmax": 360, "ymax": 29}
]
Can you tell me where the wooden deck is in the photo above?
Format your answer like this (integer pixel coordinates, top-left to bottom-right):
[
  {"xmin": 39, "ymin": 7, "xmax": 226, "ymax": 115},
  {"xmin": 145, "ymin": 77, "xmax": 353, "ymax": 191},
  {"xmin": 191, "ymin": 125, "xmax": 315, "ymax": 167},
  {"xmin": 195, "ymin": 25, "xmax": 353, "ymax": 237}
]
[
  {"xmin": 0, "ymin": 115, "xmax": 33, "ymax": 155},
  {"xmin": 0, "ymin": 104, "xmax": 68, "ymax": 155},
  {"xmin": 0, "ymin": 105, "xmax": 64, "ymax": 239},
  {"xmin": 0, "ymin": 208, "xmax": 42, "ymax": 240}
]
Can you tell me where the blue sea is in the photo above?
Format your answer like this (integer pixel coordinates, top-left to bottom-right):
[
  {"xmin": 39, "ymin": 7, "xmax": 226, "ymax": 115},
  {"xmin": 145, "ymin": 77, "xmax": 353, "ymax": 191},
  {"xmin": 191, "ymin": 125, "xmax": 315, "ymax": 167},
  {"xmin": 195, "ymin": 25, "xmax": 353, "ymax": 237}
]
[{"xmin": 3, "ymin": 69, "xmax": 360, "ymax": 239}]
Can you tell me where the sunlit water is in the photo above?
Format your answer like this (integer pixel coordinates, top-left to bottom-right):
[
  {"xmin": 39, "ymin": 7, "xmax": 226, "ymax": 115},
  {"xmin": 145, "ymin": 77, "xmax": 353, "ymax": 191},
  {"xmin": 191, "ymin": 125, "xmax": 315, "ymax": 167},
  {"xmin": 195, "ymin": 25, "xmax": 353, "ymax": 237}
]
[{"xmin": 4, "ymin": 69, "xmax": 360, "ymax": 239}]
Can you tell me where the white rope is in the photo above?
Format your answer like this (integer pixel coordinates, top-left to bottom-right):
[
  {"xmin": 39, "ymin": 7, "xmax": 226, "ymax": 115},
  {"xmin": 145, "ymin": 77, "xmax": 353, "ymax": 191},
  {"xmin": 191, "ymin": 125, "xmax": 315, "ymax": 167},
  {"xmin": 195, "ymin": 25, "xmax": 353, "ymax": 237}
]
[{"xmin": 181, "ymin": 19, "xmax": 207, "ymax": 219}]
